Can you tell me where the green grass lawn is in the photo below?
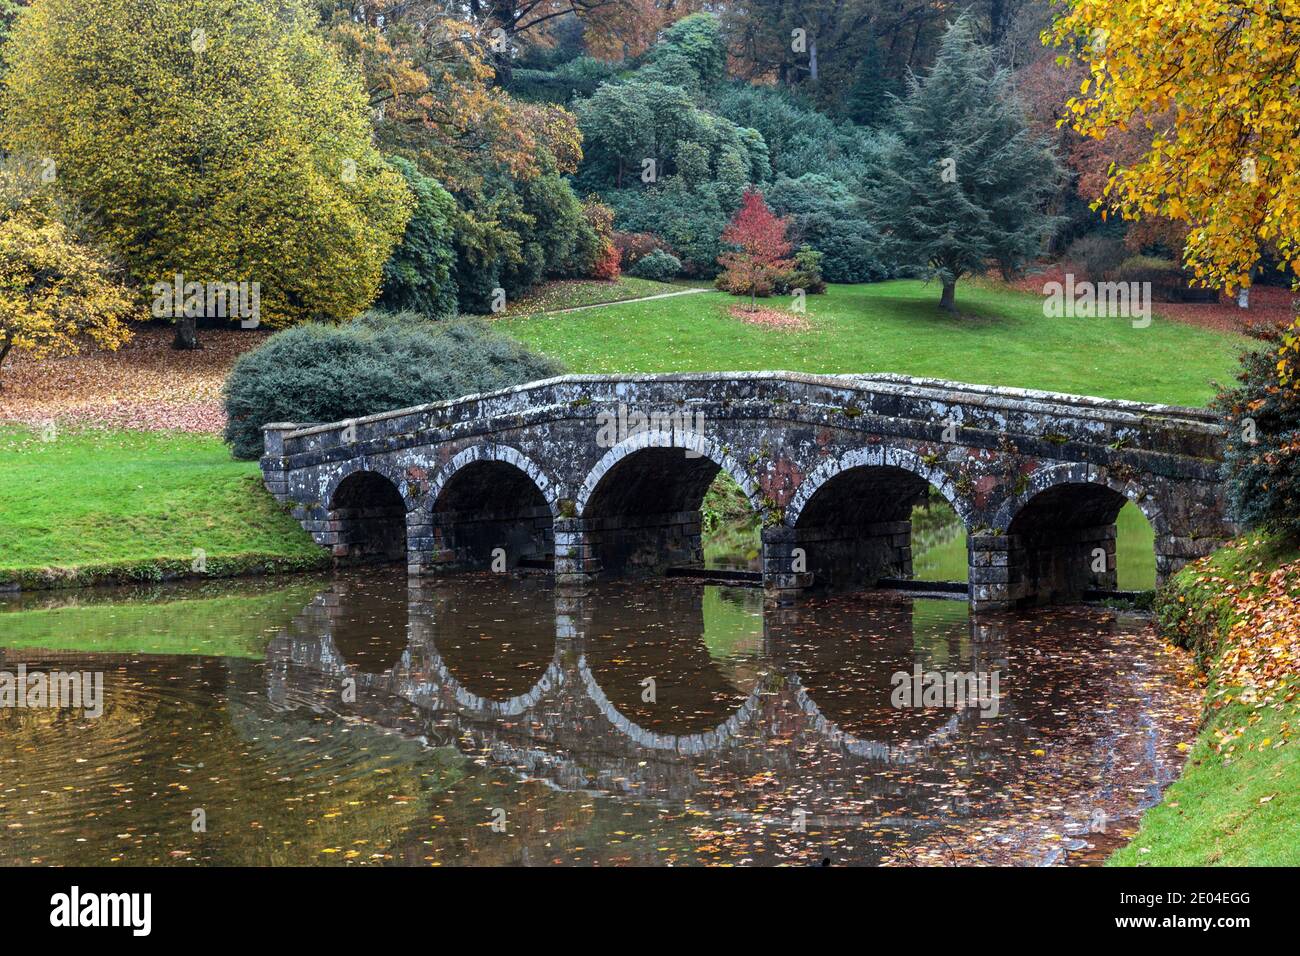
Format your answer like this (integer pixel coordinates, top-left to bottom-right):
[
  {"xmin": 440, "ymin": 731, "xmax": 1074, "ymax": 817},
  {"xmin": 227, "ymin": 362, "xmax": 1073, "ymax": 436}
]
[
  {"xmin": 1110, "ymin": 532, "xmax": 1300, "ymax": 866},
  {"xmin": 503, "ymin": 280, "xmax": 1249, "ymax": 407},
  {"xmin": 909, "ymin": 500, "xmax": 1157, "ymax": 588},
  {"xmin": 0, "ymin": 427, "xmax": 325, "ymax": 586},
  {"xmin": 1111, "ymin": 688, "xmax": 1300, "ymax": 866}
]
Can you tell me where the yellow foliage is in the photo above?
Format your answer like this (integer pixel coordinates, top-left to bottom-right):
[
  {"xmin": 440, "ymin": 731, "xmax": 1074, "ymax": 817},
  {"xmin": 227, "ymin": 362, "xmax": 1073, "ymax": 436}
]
[
  {"xmin": 0, "ymin": 0, "xmax": 413, "ymax": 329},
  {"xmin": 0, "ymin": 180, "xmax": 137, "ymax": 384},
  {"xmin": 1047, "ymin": 1, "xmax": 1300, "ymax": 385}
]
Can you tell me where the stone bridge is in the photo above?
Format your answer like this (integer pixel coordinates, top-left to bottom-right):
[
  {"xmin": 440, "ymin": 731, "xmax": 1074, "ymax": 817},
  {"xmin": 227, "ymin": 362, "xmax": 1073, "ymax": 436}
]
[{"xmin": 258, "ymin": 372, "xmax": 1233, "ymax": 610}]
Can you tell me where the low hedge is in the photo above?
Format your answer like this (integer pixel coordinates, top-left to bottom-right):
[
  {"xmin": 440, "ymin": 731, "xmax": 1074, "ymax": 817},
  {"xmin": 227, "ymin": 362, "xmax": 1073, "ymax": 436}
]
[{"xmin": 223, "ymin": 314, "xmax": 563, "ymax": 459}]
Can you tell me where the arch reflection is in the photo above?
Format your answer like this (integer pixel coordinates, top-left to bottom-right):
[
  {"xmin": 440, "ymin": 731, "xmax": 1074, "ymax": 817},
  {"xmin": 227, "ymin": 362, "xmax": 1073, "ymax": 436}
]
[
  {"xmin": 202, "ymin": 569, "xmax": 1195, "ymax": 863},
  {"xmin": 580, "ymin": 583, "xmax": 766, "ymax": 749},
  {"xmin": 408, "ymin": 578, "xmax": 563, "ymax": 717},
  {"xmin": 264, "ymin": 576, "xmax": 1011, "ymax": 769},
  {"xmin": 767, "ymin": 595, "xmax": 1009, "ymax": 766}
]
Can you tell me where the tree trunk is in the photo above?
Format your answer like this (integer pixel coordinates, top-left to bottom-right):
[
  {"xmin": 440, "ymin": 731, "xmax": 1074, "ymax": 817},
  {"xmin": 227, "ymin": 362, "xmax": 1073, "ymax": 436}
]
[
  {"xmin": 0, "ymin": 334, "xmax": 12, "ymax": 390},
  {"xmin": 939, "ymin": 277, "xmax": 957, "ymax": 313},
  {"xmin": 907, "ymin": 21, "xmax": 923, "ymax": 70},
  {"xmin": 989, "ymin": 0, "xmax": 1008, "ymax": 45},
  {"xmin": 493, "ymin": 50, "xmax": 513, "ymax": 88},
  {"xmin": 172, "ymin": 316, "xmax": 202, "ymax": 350}
]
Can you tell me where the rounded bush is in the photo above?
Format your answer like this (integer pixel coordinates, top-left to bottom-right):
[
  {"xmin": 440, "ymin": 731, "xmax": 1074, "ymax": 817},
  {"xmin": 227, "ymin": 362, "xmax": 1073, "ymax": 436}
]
[
  {"xmin": 1066, "ymin": 234, "xmax": 1127, "ymax": 283},
  {"xmin": 776, "ymin": 246, "xmax": 827, "ymax": 295},
  {"xmin": 222, "ymin": 315, "xmax": 563, "ymax": 459},
  {"xmin": 714, "ymin": 268, "xmax": 774, "ymax": 298},
  {"xmin": 629, "ymin": 248, "xmax": 682, "ymax": 282},
  {"xmin": 614, "ymin": 231, "xmax": 676, "ymax": 269}
]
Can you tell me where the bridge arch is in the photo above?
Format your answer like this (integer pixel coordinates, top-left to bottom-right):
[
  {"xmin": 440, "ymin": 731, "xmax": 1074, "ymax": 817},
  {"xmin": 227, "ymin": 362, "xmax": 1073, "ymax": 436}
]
[
  {"xmin": 991, "ymin": 462, "xmax": 1166, "ymax": 536},
  {"xmin": 426, "ymin": 444, "xmax": 560, "ymax": 571},
  {"xmin": 992, "ymin": 463, "xmax": 1165, "ymax": 603},
  {"xmin": 322, "ymin": 465, "xmax": 409, "ymax": 564},
  {"xmin": 576, "ymin": 430, "xmax": 761, "ymax": 515},
  {"xmin": 576, "ymin": 429, "xmax": 762, "ymax": 576},
  {"xmin": 784, "ymin": 447, "xmax": 972, "ymax": 589}
]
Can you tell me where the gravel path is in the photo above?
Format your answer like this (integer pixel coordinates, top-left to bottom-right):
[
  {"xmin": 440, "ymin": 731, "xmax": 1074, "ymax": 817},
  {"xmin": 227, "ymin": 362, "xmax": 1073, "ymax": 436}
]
[{"xmin": 541, "ymin": 287, "xmax": 710, "ymax": 315}]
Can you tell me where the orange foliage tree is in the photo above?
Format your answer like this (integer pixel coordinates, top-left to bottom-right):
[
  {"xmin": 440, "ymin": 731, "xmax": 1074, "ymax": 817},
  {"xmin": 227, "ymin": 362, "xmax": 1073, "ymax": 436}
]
[
  {"xmin": 327, "ymin": 4, "xmax": 581, "ymax": 193},
  {"xmin": 480, "ymin": 0, "xmax": 676, "ymax": 62},
  {"xmin": 716, "ymin": 188, "xmax": 794, "ymax": 310}
]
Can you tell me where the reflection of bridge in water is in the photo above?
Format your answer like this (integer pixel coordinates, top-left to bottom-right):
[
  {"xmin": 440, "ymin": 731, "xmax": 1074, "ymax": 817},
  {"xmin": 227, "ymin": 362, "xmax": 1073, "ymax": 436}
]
[{"xmin": 259, "ymin": 577, "xmax": 1142, "ymax": 822}]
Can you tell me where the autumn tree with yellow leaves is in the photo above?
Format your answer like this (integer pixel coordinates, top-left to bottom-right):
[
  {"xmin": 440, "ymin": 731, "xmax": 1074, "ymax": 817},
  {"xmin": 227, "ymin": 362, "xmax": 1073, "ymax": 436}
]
[
  {"xmin": 0, "ymin": 0, "xmax": 412, "ymax": 349},
  {"xmin": 0, "ymin": 170, "xmax": 136, "ymax": 389},
  {"xmin": 1047, "ymin": 1, "xmax": 1300, "ymax": 385}
]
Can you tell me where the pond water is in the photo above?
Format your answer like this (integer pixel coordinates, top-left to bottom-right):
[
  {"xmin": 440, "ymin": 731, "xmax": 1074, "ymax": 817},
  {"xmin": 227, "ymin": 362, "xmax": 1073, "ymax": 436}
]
[{"xmin": 0, "ymin": 566, "xmax": 1198, "ymax": 867}]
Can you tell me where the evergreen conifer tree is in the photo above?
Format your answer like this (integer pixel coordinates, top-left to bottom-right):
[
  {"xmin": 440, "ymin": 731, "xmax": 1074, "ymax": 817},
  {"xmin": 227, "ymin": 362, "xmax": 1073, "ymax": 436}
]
[{"xmin": 872, "ymin": 17, "xmax": 1061, "ymax": 312}]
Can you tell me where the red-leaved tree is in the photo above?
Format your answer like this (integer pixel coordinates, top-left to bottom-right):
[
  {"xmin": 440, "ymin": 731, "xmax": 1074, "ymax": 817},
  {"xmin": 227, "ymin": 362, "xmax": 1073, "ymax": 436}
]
[{"xmin": 716, "ymin": 189, "xmax": 794, "ymax": 310}]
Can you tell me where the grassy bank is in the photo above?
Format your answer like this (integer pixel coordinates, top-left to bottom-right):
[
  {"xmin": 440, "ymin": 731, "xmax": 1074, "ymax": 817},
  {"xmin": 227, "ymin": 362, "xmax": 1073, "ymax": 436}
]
[
  {"xmin": 503, "ymin": 280, "xmax": 1248, "ymax": 407},
  {"xmin": 0, "ymin": 427, "xmax": 327, "ymax": 590},
  {"xmin": 1110, "ymin": 532, "xmax": 1300, "ymax": 865}
]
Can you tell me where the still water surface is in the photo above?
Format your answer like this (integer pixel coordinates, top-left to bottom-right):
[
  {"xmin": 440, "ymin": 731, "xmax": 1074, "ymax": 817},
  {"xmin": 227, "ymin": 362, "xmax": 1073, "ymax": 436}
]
[{"xmin": 0, "ymin": 570, "xmax": 1197, "ymax": 866}]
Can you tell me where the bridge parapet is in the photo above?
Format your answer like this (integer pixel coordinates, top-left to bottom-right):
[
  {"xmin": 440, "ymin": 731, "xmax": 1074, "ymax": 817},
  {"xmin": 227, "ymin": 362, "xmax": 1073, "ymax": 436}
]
[{"xmin": 262, "ymin": 374, "xmax": 1223, "ymax": 460}]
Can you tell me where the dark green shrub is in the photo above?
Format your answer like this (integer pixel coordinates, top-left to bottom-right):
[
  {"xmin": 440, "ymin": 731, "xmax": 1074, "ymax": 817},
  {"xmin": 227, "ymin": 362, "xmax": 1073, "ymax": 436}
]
[
  {"xmin": 508, "ymin": 56, "xmax": 620, "ymax": 105},
  {"xmin": 613, "ymin": 231, "xmax": 677, "ymax": 269},
  {"xmin": 1110, "ymin": 255, "xmax": 1214, "ymax": 302},
  {"xmin": 1215, "ymin": 334, "xmax": 1300, "ymax": 537},
  {"xmin": 510, "ymin": 170, "xmax": 599, "ymax": 287},
  {"xmin": 566, "ymin": 197, "xmax": 617, "ymax": 280},
  {"xmin": 451, "ymin": 168, "xmax": 598, "ymax": 313},
  {"xmin": 629, "ymin": 248, "xmax": 682, "ymax": 281},
  {"xmin": 766, "ymin": 174, "xmax": 892, "ymax": 282},
  {"xmin": 1113, "ymin": 255, "xmax": 1186, "ymax": 300},
  {"xmin": 777, "ymin": 246, "xmax": 827, "ymax": 295},
  {"xmin": 610, "ymin": 181, "xmax": 728, "ymax": 276},
  {"xmin": 1066, "ymin": 234, "xmax": 1127, "ymax": 282},
  {"xmin": 377, "ymin": 157, "xmax": 459, "ymax": 319},
  {"xmin": 222, "ymin": 315, "xmax": 563, "ymax": 459},
  {"xmin": 713, "ymin": 83, "xmax": 882, "ymax": 183}
]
